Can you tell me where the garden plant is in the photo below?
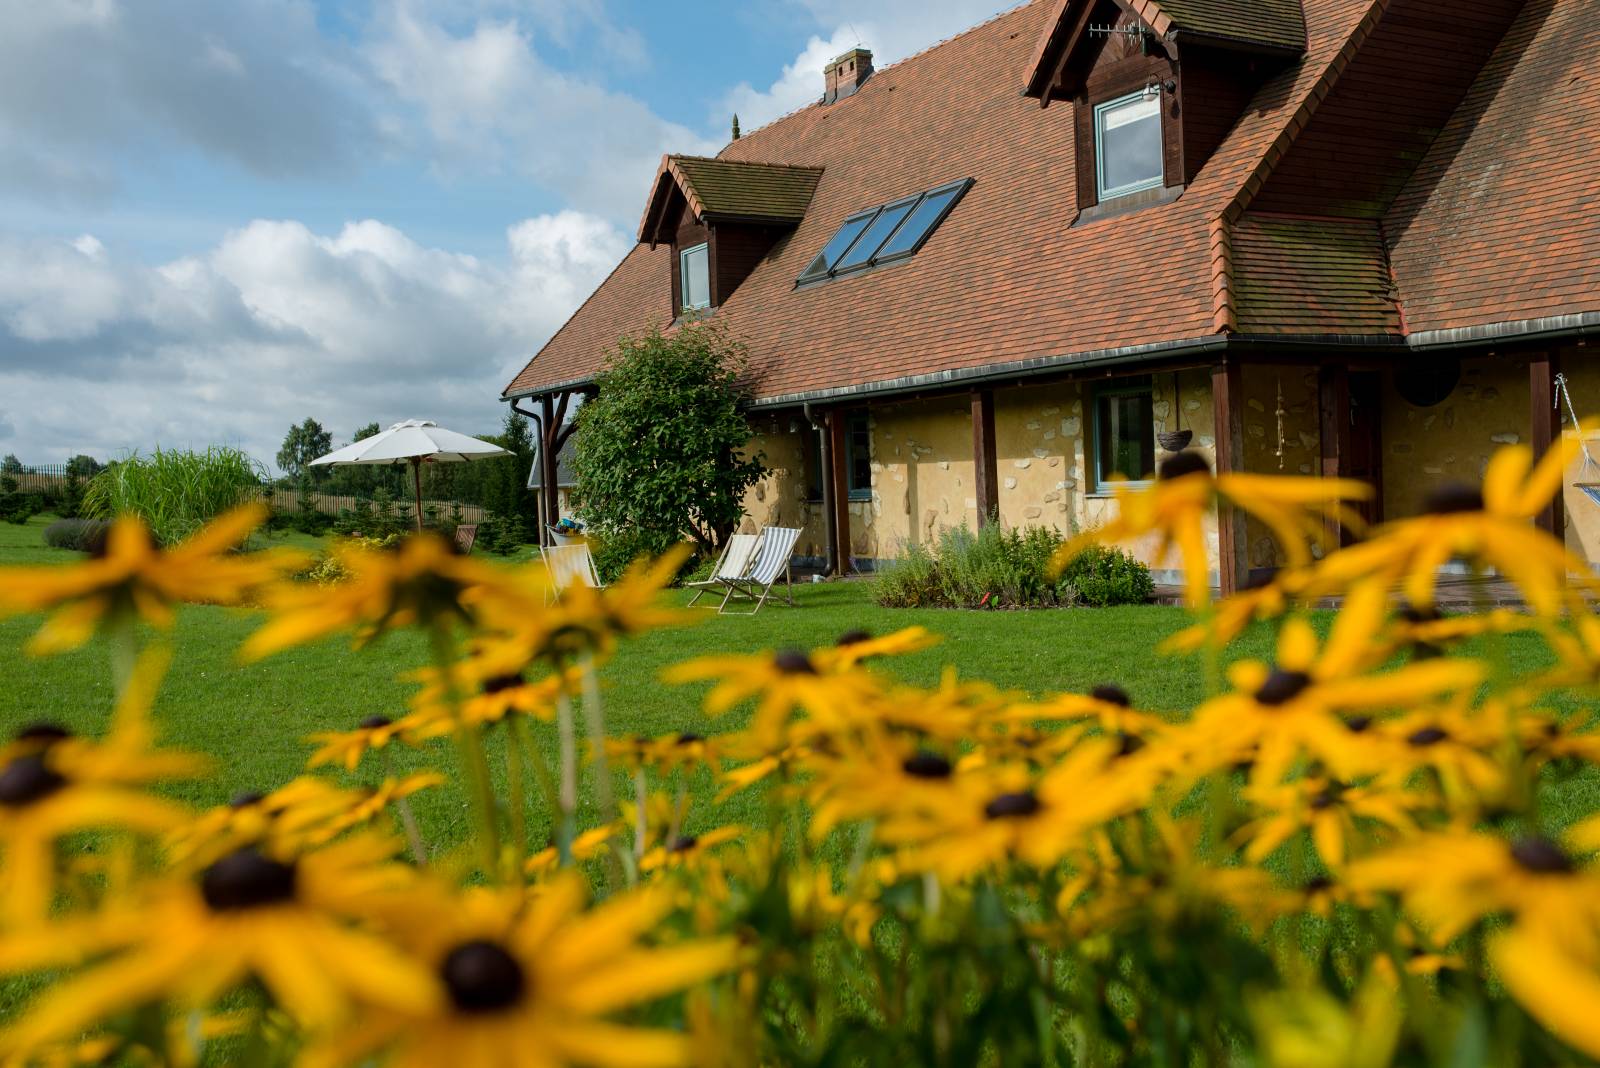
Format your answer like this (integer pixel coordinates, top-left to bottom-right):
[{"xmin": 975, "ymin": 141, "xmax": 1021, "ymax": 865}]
[{"xmin": 3, "ymin": 438, "xmax": 1600, "ymax": 1065}]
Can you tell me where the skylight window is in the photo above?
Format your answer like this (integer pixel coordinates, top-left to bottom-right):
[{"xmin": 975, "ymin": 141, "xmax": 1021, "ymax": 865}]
[{"xmin": 797, "ymin": 178, "xmax": 973, "ymax": 285}]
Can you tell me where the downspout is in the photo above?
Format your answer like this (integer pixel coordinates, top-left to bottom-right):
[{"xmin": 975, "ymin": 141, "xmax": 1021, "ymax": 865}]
[{"xmin": 804, "ymin": 402, "xmax": 836, "ymax": 576}]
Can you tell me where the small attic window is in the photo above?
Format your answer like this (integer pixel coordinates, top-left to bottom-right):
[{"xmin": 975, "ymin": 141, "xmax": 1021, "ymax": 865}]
[
  {"xmin": 1094, "ymin": 91, "xmax": 1163, "ymax": 200},
  {"xmin": 680, "ymin": 242, "xmax": 710, "ymax": 311},
  {"xmin": 798, "ymin": 178, "xmax": 973, "ymax": 286}
]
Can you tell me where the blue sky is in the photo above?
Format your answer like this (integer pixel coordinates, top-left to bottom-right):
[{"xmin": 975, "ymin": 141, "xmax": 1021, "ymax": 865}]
[{"xmin": 0, "ymin": 0, "xmax": 1017, "ymax": 469}]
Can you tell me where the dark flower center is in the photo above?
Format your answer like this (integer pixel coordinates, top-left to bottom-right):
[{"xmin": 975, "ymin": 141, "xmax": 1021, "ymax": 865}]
[
  {"xmin": 1407, "ymin": 726, "xmax": 1449, "ymax": 747},
  {"xmin": 1243, "ymin": 568, "xmax": 1279, "ymax": 592},
  {"xmin": 1309, "ymin": 782, "xmax": 1346, "ymax": 810},
  {"xmin": 1303, "ymin": 876, "xmax": 1334, "ymax": 893},
  {"xmin": 201, "ymin": 849, "xmax": 297, "ymax": 910},
  {"xmin": 442, "ymin": 940, "xmax": 526, "ymax": 1013},
  {"xmin": 229, "ymin": 790, "xmax": 266, "ymax": 809},
  {"xmin": 1114, "ymin": 733, "xmax": 1145, "ymax": 758},
  {"xmin": 1090, "ymin": 684, "xmax": 1131, "ymax": 707},
  {"xmin": 675, "ymin": 732, "xmax": 704, "ymax": 746},
  {"xmin": 1255, "ymin": 670, "xmax": 1312, "ymax": 706},
  {"xmin": 901, "ymin": 751, "xmax": 953, "ymax": 779},
  {"xmin": 773, "ymin": 650, "xmax": 817, "ymax": 675},
  {"xmin": 836, "ymin": 629, "xmax": 872, "ymax": 646},
  {"xmin": 15, "ymin": 722, "xmax": 72, "ymax": 744},
  {"xmin": 1344, "ymin": 716, "xmax": 1372, "ymax": 734},
  {"xmin": 359, "ymin": 714, "xmax": 393, "ymax": 730},
  {"xmin": 1399, "ymin": 603, "xmax": 1441, "ymax": 624},
  {"xmin": 984, "ymin": 791, "xmax": 1041, "ymax": 820},
  {"xmin": 668, "ymin": 834, "xmax": 698, "ymax": 853},
  {"xmin": 482, "ymin": 674, "xmax": 524, "ymax": 694},
  {"xmin": 0, "ymin": 754, "xmax": 67, "ymax": 807},
  {"xmin": 1158, "ymin": 451, "xmax": 1212, "ymax": 481},
  {"xmin": 1510, "ymin": 837, "xmax": 1574, "ymax": 875},
  {"xmin": 1422, "ymin": 483, "xmax": 1484, "ymax": 515}
]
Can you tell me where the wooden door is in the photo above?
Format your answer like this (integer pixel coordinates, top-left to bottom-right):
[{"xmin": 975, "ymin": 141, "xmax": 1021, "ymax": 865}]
[{"xmin": 1347, "ymin": 371, "xmax": 1383, "ymax": 526}]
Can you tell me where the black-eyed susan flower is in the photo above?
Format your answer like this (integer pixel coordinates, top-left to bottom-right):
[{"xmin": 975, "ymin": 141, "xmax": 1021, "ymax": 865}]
[
  {"xmin": 1233, "ymin": 776, "xmax": 1418, "ymax": 869},
  {"xmin": 639, "ymin": 825, "xmax": 742, "ymax": 873},
  {"xmin": 1161, "ymin": 569, "xmax": 1305, "ymax": 652},
  {"xmin": 0, "ymin": 834, "xmax": 438, "ymax": 1052},
  {"xmin": 306, "ymin": 714, "xmax": 408, "ymax": 772},
  {"xmin": 665, "ymin": 647, "xmax": 884, "ymax": 749},
  {"xmin": 1186, "ymin": 582, "xmax": 1483, "ymax": 788},
  {"xmin": 167, "ymin": 776, "xmax": 376, "ymax": 868},
  {"xmin": 814, "ymin": 626, "xmax": 939, "ymax": 670},
  {"xmin": 302, "ymin": 875, "xmax": 738, "ymax": 1068},
  {"xmin": 0, "ymin": 504, "xmax": 303, "ymax": 655},
  {"xmin": 1303, "ymin": 436, "xmax": 1593, "ymax": 615},
  {"xmin": 241, "ymin": 532, "xmax": 513, "ymax": 661},
  {"xmin": 1370, "ymin": 705, "xmax": 1507, "ymax": 808},
  {"xmin": 1052, "ymin": 451, "xmax": 1369, "ymax": 607}
]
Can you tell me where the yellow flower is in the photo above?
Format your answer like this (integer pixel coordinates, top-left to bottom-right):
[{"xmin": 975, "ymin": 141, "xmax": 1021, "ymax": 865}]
[
  {"xmin": 241, "ymin": 532, "xmax": 513, "ymax": 660},
  {"xmin": 0, "ymin": 835, "xmax": 438, "ymax": 1053},
  {"xmin": 526, "ymin": 823, "xmax": 621, "ymax": 877},
  {"xmin": 0, "ymin": 504, "xmax": 301, "ymax": 655},
  {"xmin": 1161, "ymin": 569, "xmax": 1304, "ymax": 653},
  {"xmin": 0, "ymin": 649, "xmax": 202, "ymax": 925},
  {"xmin": 1052, "ymin": 451, "xmax": 1369, "ymax": 607},
  {"xmin": 304, "ymin": 875, "xmax": 739, "ymax": 1068},
  {"xmin": 1185, "ymin": 583, "xmax": 1483, "ymax": 788},
  {"xmin": 639, "ymin": 825, "xmax": 743, "ymax": 873},
  {"xmin": 401, "ymin": 665, "xmax": 573, "ymax": 741},
  {"xmin": 306, "ymin": 713, "xmax": 409, "ymax": 771},
  {"xmin": 1303, "ymin": 436, "xmax": 1592, "ymax": 614},
  {"xmin": 1492, "ymin": 924, "xmax": 1600, "ymax": 1061},
  {"xmin": 1370, "ymin": 705, "xmax": 1507, "ymax": 809},
  {"xmin": 1247, "ymin": 971, "xmax": 1402, "ymax": 1068},
  {"xmin": 813, "ymin": 625, "xmax": 940, "ymax": 670},
  {"xmin": 1233, "ymin": 776, "xmax": 1418, "ymax": 869},
  {"xmin": 665, "ymin": 647, "xmax": 883, "ymax": 749}
]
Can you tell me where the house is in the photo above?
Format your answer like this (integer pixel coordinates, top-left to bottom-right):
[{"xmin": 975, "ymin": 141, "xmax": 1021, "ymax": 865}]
[
  {"xmin": 526, "ymin": 438, "xmax": 576, "ymax": 526},
  {"xmin": 503, "ymin": 0, "xmax": 1599, "ymax": 591}
]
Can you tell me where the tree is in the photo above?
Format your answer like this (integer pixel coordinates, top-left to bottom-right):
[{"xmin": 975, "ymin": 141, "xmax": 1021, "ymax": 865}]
[
  {"xmin": 276, "ymin": 418, "xmax": 332, "ymax": 485},
  {"xmin": 65, "ymin": 454, "xmax": 101, "ymax": 478},
  {"xmin": 572, "ymin": 320, "xmax": 765, "ymax": 557},
  {"xmin": 0, "ymin": 454, "xmax": 20, "ymax": 475}
]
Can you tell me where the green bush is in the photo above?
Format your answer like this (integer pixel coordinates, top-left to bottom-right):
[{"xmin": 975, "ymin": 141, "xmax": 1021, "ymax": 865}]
[
  {"xmin": 83, "ymin": 446, "xmax": 266, "ymax": 545},
  {"xmin": 43, "ymin": 518, "xmax": 110, "ymax": 553},
  {"xmin": 0, "ymin": 491, "xmax": 44, "ymax": 525},
  {"xmin": 873, "ymin": 522, "xmax": 1151, "ymax": 609},
  {"xmin": 588, "ymin": 527, "xmax": 683, "ymax": 584},
  {"xmin": 1059, "ymin": 543, "xmax": 1156, "ymax": 607}
]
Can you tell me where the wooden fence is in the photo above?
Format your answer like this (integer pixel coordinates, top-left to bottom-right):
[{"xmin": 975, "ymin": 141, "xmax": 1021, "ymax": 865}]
[{"xmin": 265, "ymin": 489, "xmax": 486, "ymax": 524}]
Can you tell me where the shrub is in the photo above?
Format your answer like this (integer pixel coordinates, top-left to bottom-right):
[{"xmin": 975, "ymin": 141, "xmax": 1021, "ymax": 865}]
[
  {"xmin": 588, "ymin": 527, "xmax": 682, "ymax": 584},
  {"xmin": 42, "ymin": 518, "xmax": 111, "ymax": 553},
  {"xmin": 1059, "ymin": 543, "xmax": 1156, "ymax": 607},
  {"xmin": 873, "ymin": 522, "xmax": 1151, "ymax": 609},
  {"xmin": 83, "ymin": 446, "xmax": 266, "ymax": 545},
  {"xmin": 0, "ymin": 490, "xmax": 43, "ymax": 525}
]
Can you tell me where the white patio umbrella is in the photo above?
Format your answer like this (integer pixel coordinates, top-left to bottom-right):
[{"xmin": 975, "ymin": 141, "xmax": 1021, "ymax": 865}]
[{"xmin": 308, "ymin": 419, "xmax": 513, "ymax": 532}]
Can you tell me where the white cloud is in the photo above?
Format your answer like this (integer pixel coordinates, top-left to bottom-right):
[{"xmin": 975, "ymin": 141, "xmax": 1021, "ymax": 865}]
[
  {"xmin": 721, "ymin": 0, "xmax": 1024, "ymax": 132},
  {"xmin": 0, "ymin": 216, "xmax": 628, "ymax": 470}
]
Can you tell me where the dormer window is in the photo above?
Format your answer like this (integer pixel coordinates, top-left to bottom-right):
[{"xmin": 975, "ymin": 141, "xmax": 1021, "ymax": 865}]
[
  {"xmin": 680, "ymin": 242, "xmax": 710, "ymax": 311},
  {"xmin": 1094, "ymin": 91, "xmax": 1163, "ymax": 200},
  {"xmin": 798, "ymin": 178, "xmax": 972, "ymax": 286}
]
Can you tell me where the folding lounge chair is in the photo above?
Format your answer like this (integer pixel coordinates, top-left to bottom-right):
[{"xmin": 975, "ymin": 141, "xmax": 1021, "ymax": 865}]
[
  {"xmin": 540, "ymin": 542, "xmax": 604, "ymax": 601},
  {"xmin": 454, "ymin": 523, "xmax": 479, "ymax": 554},
  {"xmin": 717, "ymin": 526, "xmax": 800, "ymax": 615},
  {"xmin": 685, "ymin": 532, "xmax": 763, "ymax": 608}
]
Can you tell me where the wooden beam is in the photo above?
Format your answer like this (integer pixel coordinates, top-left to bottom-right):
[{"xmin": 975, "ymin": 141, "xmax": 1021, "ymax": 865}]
[
  {"xmin": 1317, "ymin": 364, "xmax": 1352, "ymax": 549},
  {"xmin": 539, "ymin": 393, "xmax": 560, "ymax": 545},
  {"xmin": 1211, "ymin": 361, "xmax": 1247, "ymax": 596},
  {"xmin": 1529, "ymin": 352, "xmax": 1563, "ymax": 538},
  {"xmin": 828, "ymin": 410, "xmax": 852, "ymax": 576},
  {"xmin": 971, "ymin": 389, "xmax": 999, "ymax": 527}
]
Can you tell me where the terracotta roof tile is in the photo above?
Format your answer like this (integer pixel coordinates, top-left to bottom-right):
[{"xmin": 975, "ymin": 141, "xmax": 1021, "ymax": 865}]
[{"xmin": 1231, "ymin": 214, "xmax": 1400, "ymax": 334}]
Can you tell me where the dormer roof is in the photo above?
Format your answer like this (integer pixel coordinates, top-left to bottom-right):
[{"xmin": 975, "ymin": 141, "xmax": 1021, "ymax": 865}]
[{"xmin": 638, "ymin": 155, "xmax": 825, "ymax": 244}]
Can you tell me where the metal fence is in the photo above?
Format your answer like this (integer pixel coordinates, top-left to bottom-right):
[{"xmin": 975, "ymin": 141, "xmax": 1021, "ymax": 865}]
[
  {"xmin": 265, "ymin": 489, "xmax": 486, "ymax": 524},
  {"xmin": 2, "ymin": 463, "xmax": 71, "ymax": 488}
]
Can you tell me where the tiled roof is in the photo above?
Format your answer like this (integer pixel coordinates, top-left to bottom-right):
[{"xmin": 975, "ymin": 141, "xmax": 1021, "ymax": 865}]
[
  {"xmin": 1231, "ymin": 214, "xmax": 1400, "ymax": 335},
  {"xmin": 505, "ymin": 0, "xmax": 1596, "ymax": 404},
  {"xmin": 1385, "ymin": 0, "xmax": 1600, "ymax": 339},
  {"xmin": 638, "ymin": 156, "xmax": 824, "ymax": 243}
]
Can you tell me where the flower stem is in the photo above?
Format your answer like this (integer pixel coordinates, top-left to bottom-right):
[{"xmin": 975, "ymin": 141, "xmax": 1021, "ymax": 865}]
[
  {"xmin": 428, "ymin": 625, "xmax": 499, "ymax": 878},
  {"xmin": 383, "ymin": 750, "xmax": 429, "ymax": 867},
  {"xmin": 556, "ymin": 688, "xmax": 578, "ymax": 865},
  {"xmin": 502, "ymin": 724, "xmax": 529, "ymax": 875},
  {"xmin": 578, "ymin": 653, "xmax": 625, "ymax": 888}
]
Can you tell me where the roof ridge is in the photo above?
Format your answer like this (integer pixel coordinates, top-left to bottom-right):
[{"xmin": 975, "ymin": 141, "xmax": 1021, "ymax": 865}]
[
  {"xmin": 680, "ymin": 154, "xmax": 826, "ymax": 172},
  {"xmin": 731, "ymin": 1, "xmax": 1038, "ymax": 144},
  {"xmin": 1210, "ymin": 0, "xmax": 1392, "ymax": 334}
]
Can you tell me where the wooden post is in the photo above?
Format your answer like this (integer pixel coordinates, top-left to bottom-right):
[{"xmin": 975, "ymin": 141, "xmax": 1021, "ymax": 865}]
[
  {"xmin": 828, "ymin": 410, "xmax": 851, "ymax": 576},
  {"xmin": 539, "ymin": 394, "xmax": 561, "ymax": 545},
  {"xmin": 1529, "ymin": 352, "xmax": 1563, "ymax": 538},
  {"xmin": 410, "ymin": 457, "xmax": 424, "ymax": 533},
  {"xmin": 1317, "ymin": 364, "xmax": 1352, "ymax": 549},
  {"xmin": 971, "ymin": 389, "xmax": 999, "ymax": 527},
  {"xmin": 1211, "ymin": 361, "xmax": 1247, "ymax": 596}
]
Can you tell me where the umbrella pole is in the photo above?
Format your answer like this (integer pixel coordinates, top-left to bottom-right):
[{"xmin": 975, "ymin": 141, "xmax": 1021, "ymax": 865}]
[{"xmin": 411, "ymin": 457, "xmax": 424, "ymax": 533}]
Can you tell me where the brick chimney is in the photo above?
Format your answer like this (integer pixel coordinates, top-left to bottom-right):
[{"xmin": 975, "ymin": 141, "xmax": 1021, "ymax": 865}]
[{"xmin": 823, "ymin": 47, "xmax": 873, "ymax": 104}]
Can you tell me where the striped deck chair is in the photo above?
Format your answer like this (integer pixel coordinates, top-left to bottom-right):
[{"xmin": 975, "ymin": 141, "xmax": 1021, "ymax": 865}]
[
  {"xmin": 685, "ymin": 532, "xmax": 763, "ymax": 608},
  {"xmin": 717, "ymin": 526, "xmax": 800, "ymax": 615},
  {"xmin": 540, "ymin": 542, "xmax": 603, "ymax": 601}
]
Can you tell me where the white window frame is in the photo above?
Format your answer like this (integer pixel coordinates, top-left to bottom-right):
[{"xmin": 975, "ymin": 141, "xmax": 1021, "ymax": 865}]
[
  {"xmin": 679, "ymin": 242, "xmax": 710, "ymax": 311},
  {"xmin": 1093, "ymin": 90, "xmax": 1164, "ymax": 201}
]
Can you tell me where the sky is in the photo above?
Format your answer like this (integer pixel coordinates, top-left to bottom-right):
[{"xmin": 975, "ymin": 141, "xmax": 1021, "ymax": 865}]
[{"xmin": 0, "ymin": 0, "xmax": 1023, "ymax": 473}]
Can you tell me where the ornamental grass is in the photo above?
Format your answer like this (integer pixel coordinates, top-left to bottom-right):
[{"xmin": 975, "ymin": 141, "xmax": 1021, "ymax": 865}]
[{"xmin": 4, "ymin": 438, "xmax": 1600, "ymax": 1065}]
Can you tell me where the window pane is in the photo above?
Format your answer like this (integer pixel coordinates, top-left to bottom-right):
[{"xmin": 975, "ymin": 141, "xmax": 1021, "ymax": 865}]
[
  {"xmin": 834, "ymin": 198, "xmax": 917, "ymax": 271},
  {"xmin": 848, "ymin": 415, "xmax": 871, "ymax": 494},
  {"xmin": 874, "ymin": 184, "xmax": 963, "ymax": 260},
  {"xmin": 1097, "ymin": 94, "xmax": 1162, "ymax": 198},
  {"xmin": 800, "ymin": 212, "xmax": 876, "ymax": 280},
  {"xmin": 1097, "ymin": 391, "xmax": 1154, "ymax": 483},
  {"xmin": 680, "ymin": 243, "xmax": 709, "ymax": 309}
]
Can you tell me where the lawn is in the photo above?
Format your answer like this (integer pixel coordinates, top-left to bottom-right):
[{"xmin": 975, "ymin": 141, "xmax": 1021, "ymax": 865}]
[{"xmin": 3, "ymin": 512, "xmax": 1595, "ymax": 864}]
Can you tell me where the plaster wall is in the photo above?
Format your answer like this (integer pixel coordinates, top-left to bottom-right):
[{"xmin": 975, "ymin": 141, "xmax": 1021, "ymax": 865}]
[{"xmin": 738, "ymin": 415, "xmax": 828, "ymax": 560}]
